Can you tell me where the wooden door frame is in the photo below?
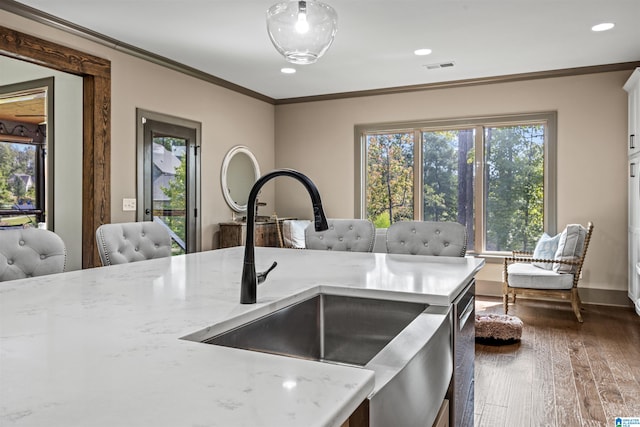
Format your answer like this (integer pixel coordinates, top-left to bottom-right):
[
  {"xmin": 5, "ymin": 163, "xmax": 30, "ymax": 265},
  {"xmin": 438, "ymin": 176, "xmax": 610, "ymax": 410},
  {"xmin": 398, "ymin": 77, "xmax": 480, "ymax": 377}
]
[{"xmin": 0, "ymin": 26, "xmax": 111, "ymax": 268}]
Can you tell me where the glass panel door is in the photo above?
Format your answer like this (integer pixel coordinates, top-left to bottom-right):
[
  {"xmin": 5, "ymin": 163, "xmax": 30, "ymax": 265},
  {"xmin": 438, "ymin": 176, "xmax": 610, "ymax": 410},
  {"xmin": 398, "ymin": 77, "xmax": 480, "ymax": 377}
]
[
  {"xmin": 140, "ymin": 114, "xmax": 200, "ymax": 254},
  {"xmin": 152, "ymin": 133, "xmax": 187, "ymax": 254}
]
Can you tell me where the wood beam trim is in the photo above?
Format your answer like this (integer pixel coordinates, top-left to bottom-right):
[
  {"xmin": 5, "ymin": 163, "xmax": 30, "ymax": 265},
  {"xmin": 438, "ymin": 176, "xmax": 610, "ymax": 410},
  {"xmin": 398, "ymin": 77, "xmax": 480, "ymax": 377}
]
[
  {"xmin": 0, "ymin": 26, "xmax": 110, "ymax": 78},
  {"xmin": 1, "ymin": 25, "xmax": 111, "ymax": 268}
]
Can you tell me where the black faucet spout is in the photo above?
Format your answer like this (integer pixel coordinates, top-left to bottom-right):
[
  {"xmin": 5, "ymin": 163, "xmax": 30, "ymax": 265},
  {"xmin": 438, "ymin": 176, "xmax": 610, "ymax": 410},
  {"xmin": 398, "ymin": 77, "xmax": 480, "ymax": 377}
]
[{"xmin": 240, "ymin": 169, "xmax": 328, "ymax": 304}]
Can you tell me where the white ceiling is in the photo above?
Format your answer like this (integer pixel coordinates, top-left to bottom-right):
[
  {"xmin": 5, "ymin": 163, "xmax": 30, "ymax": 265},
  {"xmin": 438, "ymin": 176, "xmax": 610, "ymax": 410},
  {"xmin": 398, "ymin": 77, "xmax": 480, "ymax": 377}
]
[{"xmin": 9, "ymin": 0, "xmax": 640, "ymax": 100}]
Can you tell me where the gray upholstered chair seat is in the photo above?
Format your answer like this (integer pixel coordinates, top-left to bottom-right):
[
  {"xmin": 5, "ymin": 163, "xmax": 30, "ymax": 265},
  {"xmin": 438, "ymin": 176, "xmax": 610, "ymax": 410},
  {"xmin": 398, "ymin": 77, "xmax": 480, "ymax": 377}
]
[
  {"xmin": 96, "ymin": 221, "xmax": 172, "ymax": 266},
  {"xmin": 386, "ymin": 221, "xmax": 467, "ymax": 256},
  {"xmin": 305, "ymin": 218, "xmax": 375, "ymax": 252},
  {"xmin": 505, "ymin": 263, "xmax": 574, "ymax": 290},
  {"xmin": 0, "ymin": 228, "xmax": 66, "ymax": 281}
]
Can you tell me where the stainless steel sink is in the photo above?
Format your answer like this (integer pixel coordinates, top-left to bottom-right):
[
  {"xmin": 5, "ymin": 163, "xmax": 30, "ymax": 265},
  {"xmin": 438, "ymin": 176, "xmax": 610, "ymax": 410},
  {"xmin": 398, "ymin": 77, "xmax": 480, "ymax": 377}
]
[
  {"xmin": 183, "ymin": 292, "xmax": 453, "ymax": 427},
  {"xmin": 202, "ymin": 294, "xmax": 428, "ymax": 366}
]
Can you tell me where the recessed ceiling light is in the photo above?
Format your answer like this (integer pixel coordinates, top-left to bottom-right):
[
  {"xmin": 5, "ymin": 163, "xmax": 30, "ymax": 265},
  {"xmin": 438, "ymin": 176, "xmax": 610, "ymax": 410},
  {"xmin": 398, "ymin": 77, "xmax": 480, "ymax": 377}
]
[
  {"xmin": 414, "ymin": 48, "xmax": 432, "ymax": 56},
  {"xmin": 281, "ymin": 67, "xmax": 296, "ymax": 74},
  {"xmin": 591, "ymin": 22, "xmax": 614, "ymax": 32}
]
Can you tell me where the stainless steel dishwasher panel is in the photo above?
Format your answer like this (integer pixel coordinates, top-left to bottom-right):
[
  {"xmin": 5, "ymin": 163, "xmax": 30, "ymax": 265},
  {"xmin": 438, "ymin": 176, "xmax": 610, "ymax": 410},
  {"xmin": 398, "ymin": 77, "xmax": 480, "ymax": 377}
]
[{"xmin": 448, "ymin": 279, "xmax": 475, "ymax": 427}]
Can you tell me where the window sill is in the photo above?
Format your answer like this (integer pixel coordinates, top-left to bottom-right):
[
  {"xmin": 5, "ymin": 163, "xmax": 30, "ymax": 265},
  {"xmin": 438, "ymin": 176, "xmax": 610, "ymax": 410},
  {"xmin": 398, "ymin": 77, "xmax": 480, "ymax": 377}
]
[{"xmin": 468, "ymin": 253, "xmax": 510, "ymax": 264}]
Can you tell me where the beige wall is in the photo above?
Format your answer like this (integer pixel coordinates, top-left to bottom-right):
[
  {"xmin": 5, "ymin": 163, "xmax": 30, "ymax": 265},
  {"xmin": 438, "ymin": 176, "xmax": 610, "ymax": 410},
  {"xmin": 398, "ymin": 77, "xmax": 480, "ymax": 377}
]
[
  {"xmin": 2, "ymin": 11, "xmax": 631, "ymax": 295},
  {"xmin": 1, "ymin": 10, "xmax": 276, "ymax": 252},
  {"xmin": 274, "ymin": 71, "xmax": 631, "ymax": 293},
  {"xmin": 1, "ymin": 56, "xmax": 84, "ymax": 270}
]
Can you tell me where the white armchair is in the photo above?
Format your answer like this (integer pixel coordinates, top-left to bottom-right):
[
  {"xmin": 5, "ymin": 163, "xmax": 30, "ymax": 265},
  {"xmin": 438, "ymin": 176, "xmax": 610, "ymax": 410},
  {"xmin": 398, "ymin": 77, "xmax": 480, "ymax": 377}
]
[{"xmin": 503, "ymin": 222, "xmax": 594, "ymax": 322}]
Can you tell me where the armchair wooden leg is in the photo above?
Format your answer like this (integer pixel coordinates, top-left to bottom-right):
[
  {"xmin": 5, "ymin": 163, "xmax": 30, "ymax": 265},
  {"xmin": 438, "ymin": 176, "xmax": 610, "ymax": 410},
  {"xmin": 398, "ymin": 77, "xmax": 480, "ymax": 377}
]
[
  {"xmin": 503, "ymin": 285, "xmax": 510, "ymax": 314},
  {"xmin": 502, "ymin": 280, "xmax": 514, "ymax": 314},
  {"xmin": 571, "ymin": 288, "xmax": 583, "ymax": 323}
]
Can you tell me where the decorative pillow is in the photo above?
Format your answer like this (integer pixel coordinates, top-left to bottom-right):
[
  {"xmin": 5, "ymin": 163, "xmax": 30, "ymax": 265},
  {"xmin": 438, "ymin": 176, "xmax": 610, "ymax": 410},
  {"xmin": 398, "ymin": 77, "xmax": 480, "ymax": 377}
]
[
  {"xmin": 282, "ymin": 220, "xmax": 311, "ymax": 249},
  {"xmin": 532, "ymin": 232, "xmax": 560, "ymax": 270},
  {"xmin": 553, "ymin": 224, "xmax": 587, "ymax": 273}
]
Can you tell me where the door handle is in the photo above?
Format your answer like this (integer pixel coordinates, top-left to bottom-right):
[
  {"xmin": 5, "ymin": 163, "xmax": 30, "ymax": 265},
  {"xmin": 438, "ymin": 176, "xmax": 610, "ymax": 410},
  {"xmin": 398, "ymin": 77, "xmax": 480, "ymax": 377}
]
[
  {"xmin": 145, "ymin": 208, "xmax": 151, "ymax": 215},
  {"xmin": 459, "ymin": 296, "xmax": 475, "ymax": 331}
]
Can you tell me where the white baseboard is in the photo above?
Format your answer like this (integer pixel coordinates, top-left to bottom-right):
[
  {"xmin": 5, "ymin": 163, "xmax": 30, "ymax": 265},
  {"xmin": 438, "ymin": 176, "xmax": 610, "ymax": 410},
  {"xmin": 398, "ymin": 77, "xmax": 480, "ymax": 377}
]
[{"xmin": 476, "ymin": 280, "xmax": 633, "ymax": 307}]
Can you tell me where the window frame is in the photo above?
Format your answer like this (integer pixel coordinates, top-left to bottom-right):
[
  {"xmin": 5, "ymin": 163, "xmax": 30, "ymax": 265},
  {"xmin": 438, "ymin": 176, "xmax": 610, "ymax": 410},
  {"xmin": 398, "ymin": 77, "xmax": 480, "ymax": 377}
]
[
  {"xmin": 0, "ymin": 78, "xmax": 54, "ymax": 229},
  {"xmin": 136, "ymin": 109, "xmax": 202, "ymax": 254},
  {"xmin": 355, "ymin": 111, "xmax": 557, "ymax": 255},
  {"xmin": 0, "ymin": 139, "xmax": 45, "ymax": 222}
]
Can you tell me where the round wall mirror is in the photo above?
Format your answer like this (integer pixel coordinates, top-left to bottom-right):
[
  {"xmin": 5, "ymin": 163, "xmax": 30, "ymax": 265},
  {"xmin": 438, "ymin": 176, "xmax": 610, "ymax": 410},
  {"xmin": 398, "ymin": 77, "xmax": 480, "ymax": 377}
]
[{"xmin": 221, "ymin": 145, "xmax": 261, "ymax": 213}]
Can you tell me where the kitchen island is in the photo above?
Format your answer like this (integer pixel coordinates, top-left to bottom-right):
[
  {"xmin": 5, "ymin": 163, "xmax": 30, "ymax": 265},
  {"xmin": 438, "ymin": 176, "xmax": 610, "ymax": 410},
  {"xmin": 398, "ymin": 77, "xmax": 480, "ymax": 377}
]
[{"xmin": 0, "ymin": 247, "xmax": 484, "ymax": 426}]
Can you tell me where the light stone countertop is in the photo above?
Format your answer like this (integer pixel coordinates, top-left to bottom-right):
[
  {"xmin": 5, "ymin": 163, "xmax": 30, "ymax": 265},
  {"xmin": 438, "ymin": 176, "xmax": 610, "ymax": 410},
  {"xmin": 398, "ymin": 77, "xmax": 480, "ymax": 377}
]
[{"xmin": 0, "ymin": 247, "xmax": 484, "ymax": 427}]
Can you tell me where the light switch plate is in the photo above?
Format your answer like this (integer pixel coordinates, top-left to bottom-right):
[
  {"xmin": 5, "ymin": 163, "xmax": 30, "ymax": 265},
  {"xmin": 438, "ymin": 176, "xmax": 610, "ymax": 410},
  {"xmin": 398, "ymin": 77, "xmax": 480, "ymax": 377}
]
[{"xmin": 122, "ymin": 198, "xmax": 137, "ymax": 211}]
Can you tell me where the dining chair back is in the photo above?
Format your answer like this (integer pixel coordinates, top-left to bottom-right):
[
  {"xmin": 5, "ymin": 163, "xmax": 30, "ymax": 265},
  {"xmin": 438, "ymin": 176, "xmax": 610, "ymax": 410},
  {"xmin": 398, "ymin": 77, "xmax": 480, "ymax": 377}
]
[
  {"xmin": 0, "ymin": 228, "xmax": 66, "ymax": 281},
  {"xmin": 96, "ymin": 221, "xmax": 171, "ymax": 266},
  {"xmin": 305, "ymin": 218, "xmax": 375, "ymax": 252},
  {"xmin": 386, "ymin": 221, "xmax": 467, "ymax": 256}
]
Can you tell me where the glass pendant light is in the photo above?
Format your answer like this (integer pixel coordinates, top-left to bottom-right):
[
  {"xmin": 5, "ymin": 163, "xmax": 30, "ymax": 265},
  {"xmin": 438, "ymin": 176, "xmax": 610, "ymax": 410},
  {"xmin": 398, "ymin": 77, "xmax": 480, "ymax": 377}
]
[{"xmin": 266, "ymin": 0, "xmax": 338, "ymax": 65}]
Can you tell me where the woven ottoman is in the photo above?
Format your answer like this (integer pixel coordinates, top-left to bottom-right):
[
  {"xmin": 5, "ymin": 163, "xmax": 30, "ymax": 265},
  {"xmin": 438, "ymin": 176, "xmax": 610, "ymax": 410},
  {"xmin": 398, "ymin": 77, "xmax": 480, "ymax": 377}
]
[{"xmin": 475, "ymin": 313, "xmax": 523, "ymax": 344}]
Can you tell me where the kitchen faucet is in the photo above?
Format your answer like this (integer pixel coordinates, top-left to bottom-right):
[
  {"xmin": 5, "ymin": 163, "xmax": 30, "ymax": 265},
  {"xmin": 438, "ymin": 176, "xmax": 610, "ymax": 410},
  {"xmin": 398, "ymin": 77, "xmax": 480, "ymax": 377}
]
[{"xmin": 240, "ymin": 169, "xmax": 328, "ymax": 304}]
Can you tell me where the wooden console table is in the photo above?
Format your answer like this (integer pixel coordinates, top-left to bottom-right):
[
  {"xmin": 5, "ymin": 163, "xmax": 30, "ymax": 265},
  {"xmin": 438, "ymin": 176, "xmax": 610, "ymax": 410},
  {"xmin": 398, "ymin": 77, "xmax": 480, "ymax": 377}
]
[{"xmin": 219, "ymin": 220, "xmax": 287, "ymax": 248}]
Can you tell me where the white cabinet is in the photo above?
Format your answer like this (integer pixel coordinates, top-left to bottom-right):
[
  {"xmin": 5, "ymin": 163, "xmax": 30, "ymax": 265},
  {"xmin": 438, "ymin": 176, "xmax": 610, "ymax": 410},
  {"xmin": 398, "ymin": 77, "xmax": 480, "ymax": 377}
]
[
  {"xmin": 624, "ymin": 68, "xmax": 640, "ymax": 315},
  {"xmin": 631, "ymin": 156, "xmax": 640, "ymax": 230},
  {"xmin": 630, "ymin": 228, "xmax": 640, "ymax": 315},
  {"xmin": 625, "ymin": 69, "xmax": 640, "ymax": 156}
]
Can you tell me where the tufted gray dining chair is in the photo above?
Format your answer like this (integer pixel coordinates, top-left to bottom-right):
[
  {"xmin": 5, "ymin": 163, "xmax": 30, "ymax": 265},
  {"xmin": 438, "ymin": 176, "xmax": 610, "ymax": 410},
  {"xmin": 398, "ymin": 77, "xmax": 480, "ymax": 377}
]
[
  {"xmin": 0, "ymin": 228, "xmax": 66, "ymax": 281},
  {"xmin": 386, "ymin": 221, "xmax": 467, "ymax": 256},
  {"xmin": 95, "ymin": 221, "xmax": 172, "ymax": 266},
  {"xmin": 304, "ymin": 218, "xmax": 375, "ymax": 252}
]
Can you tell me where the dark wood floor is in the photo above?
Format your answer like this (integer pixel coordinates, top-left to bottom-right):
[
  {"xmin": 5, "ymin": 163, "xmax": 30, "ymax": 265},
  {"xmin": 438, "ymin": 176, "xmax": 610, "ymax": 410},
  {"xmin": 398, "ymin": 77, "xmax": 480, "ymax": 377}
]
[{"xmin": 474, "ymin": 296, "xmax": 640, "ymax": 427}]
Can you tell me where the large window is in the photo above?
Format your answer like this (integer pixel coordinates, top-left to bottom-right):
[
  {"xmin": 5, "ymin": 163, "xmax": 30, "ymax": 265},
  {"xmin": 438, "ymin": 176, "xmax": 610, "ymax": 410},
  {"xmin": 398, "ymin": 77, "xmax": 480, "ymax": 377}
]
[
  {"xmin": 357, "ymin": 112, "xmax": 556, "ymax": 254},
  {"xmin": 0, "ymin": 80, "xmax": 51, "ymax": 230},
  {"xmin": 0, "ymin": 140, "xmax": 44, "ymax": 227}
]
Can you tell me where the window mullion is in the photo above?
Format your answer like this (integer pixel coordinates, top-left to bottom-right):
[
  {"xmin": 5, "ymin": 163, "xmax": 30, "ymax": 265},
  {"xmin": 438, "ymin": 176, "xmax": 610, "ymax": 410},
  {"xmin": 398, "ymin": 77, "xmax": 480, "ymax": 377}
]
[
  {"xmin": 414, "ymin": 129, "xmax": 422, "ymax": 221},
  {"xmin": 357, "ymin": 132, "xmax": 366, "ymax": 219},
  {"xmin": 36, "ymin": 145, "xmax": 46, "ymax": 223},
  {"xmin": 474, "ymin": 125, "xmax": 484, "ymax": 253}
]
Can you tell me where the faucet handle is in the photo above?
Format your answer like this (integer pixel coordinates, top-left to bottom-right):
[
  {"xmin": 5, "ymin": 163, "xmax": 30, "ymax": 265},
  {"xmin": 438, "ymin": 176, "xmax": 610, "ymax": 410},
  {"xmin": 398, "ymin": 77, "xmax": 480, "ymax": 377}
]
[{"xmin": 257, "ymin": 261, "xmax": 278, "ymax": 285}]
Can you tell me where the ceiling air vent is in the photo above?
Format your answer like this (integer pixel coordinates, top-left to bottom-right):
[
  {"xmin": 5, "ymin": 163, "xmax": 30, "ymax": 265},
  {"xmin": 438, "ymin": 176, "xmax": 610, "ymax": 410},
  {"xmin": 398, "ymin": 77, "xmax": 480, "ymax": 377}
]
[{"xmin": 423, "ymin": 61, "xmax": 455, "ymax": 70}]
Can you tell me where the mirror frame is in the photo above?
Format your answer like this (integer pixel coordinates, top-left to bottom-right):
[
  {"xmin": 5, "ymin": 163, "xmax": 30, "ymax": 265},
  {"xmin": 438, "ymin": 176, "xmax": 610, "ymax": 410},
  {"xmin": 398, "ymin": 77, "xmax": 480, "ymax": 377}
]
[{"xmin": 220, "ymin": 145, "xmax": 261, "ymax": 213}]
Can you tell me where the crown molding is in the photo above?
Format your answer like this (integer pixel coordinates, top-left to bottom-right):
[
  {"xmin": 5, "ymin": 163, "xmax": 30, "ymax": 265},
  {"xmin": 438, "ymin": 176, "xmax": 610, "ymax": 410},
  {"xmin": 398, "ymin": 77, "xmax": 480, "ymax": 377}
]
[
  {"xmin": 274, "ymin": 61, "xmax": 640, "ymax": 105},
  {"xmin": 0, "ymin": 0, "xmax": 275, "ymax": 104},
  {"xmin": 3, "ymin": 0, "xmax": 638, "ymax": 107}
]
